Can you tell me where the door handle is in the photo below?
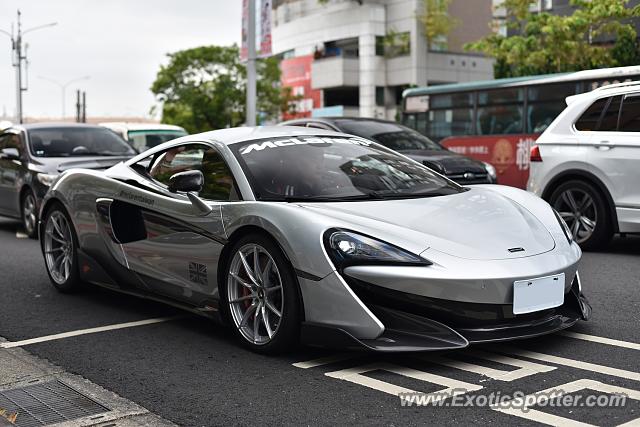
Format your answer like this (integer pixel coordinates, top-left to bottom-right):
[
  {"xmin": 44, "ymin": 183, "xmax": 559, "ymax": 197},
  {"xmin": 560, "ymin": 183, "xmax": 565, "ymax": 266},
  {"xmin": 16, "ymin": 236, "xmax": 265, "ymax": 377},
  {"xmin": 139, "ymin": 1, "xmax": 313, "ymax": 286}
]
[{"xmin": 594, "ymin": 140, "xmax": 615, "ymax": 150}]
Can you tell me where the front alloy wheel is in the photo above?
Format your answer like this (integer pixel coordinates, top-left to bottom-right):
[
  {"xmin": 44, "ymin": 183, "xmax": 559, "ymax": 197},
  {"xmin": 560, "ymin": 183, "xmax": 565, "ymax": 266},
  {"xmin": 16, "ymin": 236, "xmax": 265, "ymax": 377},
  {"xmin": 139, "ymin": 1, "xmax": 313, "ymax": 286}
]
[{"xmin": 224, "ymin": 234, "xmax": 300, "ymax": 353}]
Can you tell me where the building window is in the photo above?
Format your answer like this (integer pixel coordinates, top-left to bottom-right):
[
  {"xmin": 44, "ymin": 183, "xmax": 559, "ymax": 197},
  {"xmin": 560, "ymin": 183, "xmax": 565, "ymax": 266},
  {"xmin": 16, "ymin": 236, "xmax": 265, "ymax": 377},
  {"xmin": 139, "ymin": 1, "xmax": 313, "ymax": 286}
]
[
  {"xmin": 376, "ymin": 87, "xmax": 385, "ymax": 106},
  {"xmin": 375, "ymin": 36, "xmax": 385, "ymax": 56},
  {"xmin": 382, "ymin": 30, "xmax": 411, "ymax": 58}
]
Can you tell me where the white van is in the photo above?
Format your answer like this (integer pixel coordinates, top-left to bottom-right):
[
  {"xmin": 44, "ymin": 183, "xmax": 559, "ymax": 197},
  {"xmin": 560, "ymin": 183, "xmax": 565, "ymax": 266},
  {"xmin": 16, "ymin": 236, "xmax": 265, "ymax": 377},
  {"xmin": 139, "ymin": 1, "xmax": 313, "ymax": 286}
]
[{"xmin": 100, "ymin": 122, "xmax": 188, "ymax": 152}]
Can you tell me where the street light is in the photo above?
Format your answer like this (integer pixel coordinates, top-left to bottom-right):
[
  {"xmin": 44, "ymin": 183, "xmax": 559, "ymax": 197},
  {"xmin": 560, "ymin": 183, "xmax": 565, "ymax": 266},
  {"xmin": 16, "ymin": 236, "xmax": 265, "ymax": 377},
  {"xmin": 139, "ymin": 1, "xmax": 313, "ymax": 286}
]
[
  {"xmin": 0, "ymin": 10, "xmax": 57, "ymax": 123},
  {"xmin": 38, "ymin": 75, "xmax": 91, "ymax": 119}
]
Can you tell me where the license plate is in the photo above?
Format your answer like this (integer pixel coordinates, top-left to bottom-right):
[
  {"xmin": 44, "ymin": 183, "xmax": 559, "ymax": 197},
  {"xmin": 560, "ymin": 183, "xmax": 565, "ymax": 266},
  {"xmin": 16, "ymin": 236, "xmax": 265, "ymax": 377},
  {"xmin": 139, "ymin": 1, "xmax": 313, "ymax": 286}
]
[{"xmin": 513, "ymin": 273, "xmax": 565, "ymax": 315}]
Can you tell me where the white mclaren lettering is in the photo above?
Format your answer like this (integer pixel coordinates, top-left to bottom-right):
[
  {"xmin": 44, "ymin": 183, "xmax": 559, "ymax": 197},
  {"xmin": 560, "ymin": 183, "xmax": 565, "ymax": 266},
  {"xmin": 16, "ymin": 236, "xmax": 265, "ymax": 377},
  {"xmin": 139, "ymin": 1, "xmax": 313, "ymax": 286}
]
[
  {"xmin": 239, "ymin": 136, "xmax": 372, "ymax": 155},
  {"xmin": 240, "ymin": 141, "xmax": 278, "ymax": 154},
  {"xmin": 274, "ymin": 139, "xmax": 295, "ymax": 147}
]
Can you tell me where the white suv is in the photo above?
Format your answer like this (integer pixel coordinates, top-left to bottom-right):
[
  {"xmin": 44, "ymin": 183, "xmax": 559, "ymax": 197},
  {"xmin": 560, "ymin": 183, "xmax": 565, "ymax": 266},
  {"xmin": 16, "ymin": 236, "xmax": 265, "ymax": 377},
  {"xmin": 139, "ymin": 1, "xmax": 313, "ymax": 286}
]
[{"xmin": 528, "ymin": 82, "xmax": 640, "ymax": 250}]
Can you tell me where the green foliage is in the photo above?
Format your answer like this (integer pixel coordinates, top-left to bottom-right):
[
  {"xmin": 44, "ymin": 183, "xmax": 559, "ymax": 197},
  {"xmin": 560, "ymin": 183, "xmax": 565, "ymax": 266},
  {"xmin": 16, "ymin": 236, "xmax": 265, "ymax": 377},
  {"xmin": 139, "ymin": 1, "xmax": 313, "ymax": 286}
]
[
  {"xmin": 465, "ymin": 0, "xmax": 640, "ymax": 78},
  {"xmin": 418, "ymin": 0, "xmax": 459, "ymax": 50},
  {"xmin": 611, "ymin": 26, "xmax": 640, "ymax": 66},
  {"xmin": 383, "ymin": 29, "xmax": 411, "ymax": 57},
  {"xmin": 151, "ymin": 45, "xmax": 291, "ymax": 133}
]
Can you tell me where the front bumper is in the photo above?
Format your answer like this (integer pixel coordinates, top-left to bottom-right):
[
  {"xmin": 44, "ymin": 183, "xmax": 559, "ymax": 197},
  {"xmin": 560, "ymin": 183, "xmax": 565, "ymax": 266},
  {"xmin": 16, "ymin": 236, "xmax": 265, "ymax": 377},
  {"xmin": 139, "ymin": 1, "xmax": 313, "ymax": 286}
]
[{"xmin": 301, "ymin": 272, "xmax": 591, "ymax": 352}]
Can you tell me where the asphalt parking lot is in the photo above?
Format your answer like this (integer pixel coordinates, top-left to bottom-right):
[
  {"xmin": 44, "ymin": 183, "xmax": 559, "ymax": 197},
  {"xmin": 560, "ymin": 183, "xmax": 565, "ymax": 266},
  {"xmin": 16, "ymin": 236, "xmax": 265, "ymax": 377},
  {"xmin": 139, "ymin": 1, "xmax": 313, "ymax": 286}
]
[{"xmin": 0, "ymin": 217, "xmax": 639, "ymax": 426}]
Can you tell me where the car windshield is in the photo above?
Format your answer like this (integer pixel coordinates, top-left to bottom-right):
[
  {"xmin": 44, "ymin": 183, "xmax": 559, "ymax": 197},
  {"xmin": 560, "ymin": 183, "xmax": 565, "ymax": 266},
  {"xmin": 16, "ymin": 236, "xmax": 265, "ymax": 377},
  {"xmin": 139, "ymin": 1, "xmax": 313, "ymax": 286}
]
[
  {"xmin": 334, "ymin": 119, "xmax": 444, "ymax": 151},
  {"xmin": 231, "ymin": 135, "xmax": 463, "ymax": 202},
  {"xmin": 28, "ymin": 127, "xmax": 136, "ymax": 157}
]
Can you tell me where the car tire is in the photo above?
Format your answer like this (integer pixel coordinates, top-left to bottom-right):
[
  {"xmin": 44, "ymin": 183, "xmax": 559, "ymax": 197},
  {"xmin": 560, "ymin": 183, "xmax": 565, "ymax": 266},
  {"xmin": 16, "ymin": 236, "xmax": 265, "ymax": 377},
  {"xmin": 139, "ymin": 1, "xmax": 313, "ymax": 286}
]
[
  {"xmin": 221, "ymin": 233, "xmax": 301, "ymax": 354},
  {"xmin": 41, "ymin": 202, "xmax": 82, "ymax": 293},
  {"xmin": 549, "ymin": 180, "xmax": 612, "ymax": 251},
  {"xmin": 21, "ymin": 190, "xmax": 38, "ymax": 239}
]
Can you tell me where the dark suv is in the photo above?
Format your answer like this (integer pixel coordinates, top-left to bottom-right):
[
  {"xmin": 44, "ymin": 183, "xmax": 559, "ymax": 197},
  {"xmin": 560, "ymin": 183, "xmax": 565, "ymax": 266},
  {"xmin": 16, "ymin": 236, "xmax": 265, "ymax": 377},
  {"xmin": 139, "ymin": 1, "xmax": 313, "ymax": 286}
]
[
  {"xmin": 281, "ymin": 117, "xmax": 496, "ymax": 185},
  {"xmin": 0, "ymin": 123, "xmax": 136, "ymax": 237}
]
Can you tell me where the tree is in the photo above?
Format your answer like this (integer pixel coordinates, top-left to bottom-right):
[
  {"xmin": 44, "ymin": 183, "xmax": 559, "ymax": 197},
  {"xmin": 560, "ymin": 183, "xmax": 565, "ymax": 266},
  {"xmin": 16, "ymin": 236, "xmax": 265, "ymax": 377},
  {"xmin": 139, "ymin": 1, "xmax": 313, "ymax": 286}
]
[
  {"xmin": 465, "ymin": 0, "xmax": 640, "ymax": 78},
  {"xmin": 418, "ymin": 0, "xmax": 459, "ymax": 51},
  {"xmin": 151, "ymin": 44, "xmax": 291, "ymax": 133}
]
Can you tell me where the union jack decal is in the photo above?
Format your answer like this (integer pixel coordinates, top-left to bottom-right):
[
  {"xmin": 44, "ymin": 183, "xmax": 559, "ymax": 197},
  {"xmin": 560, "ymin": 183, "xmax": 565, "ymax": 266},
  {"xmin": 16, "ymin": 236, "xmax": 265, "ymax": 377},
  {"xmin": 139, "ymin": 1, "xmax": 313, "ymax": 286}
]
[{"xmin": 188, "ymin": 262, "xmax": 208, "ymax": 286}]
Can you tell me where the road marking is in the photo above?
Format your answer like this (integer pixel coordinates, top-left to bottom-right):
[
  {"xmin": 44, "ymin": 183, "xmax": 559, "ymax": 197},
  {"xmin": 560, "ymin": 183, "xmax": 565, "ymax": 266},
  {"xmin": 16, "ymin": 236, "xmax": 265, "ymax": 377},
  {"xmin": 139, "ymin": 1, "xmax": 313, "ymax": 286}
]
[
  {"xmin": 558, "ymin": 331, "xmax": 640, "ymax": 351},
  {"xmin": 500, "ymin": 346, "xmax": 640, "ymax": 382},
  {"xmin": 426, "ymin": 350, "xmax": 555, "ymax": 381},
  {"xmin": 0, "ymin": 317, "xmax": 180, "ymax": 349},
  {"xmin": 492, "ymin": 379, "xmax": 640, "ymax": 426},
  {"xmin": 292, "ymin": 354, "xmax": 355, "ymax": 369},
  {"xmin": 325, "ymin": 362, "xmax": 482, "ymax": 400},
  {"xmin": 15, "ymin": 231, "xmax": 27, "ymax": 239}
]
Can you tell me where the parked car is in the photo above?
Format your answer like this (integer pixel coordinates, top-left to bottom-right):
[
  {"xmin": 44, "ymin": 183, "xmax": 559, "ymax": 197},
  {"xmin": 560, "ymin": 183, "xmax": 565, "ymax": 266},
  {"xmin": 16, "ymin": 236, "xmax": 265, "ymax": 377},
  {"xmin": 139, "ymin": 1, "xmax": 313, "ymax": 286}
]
[
  {"xmin": 38, "ymin": 126, "xmax": 589, "ymax": 353},
  {"xmin": 0, "ymin": 123, "xmax": 136, "ymax": 237},
  {"xmin": 528, "ymin": 81, "xmax": 640, "ymax": 250},
  {"xmin": 100, "ymin": 122, "xmax": 188, "ymax": 152},
  {"xmin": 280, "ymin": 117, "xmax": 497, "ymax": 185}
]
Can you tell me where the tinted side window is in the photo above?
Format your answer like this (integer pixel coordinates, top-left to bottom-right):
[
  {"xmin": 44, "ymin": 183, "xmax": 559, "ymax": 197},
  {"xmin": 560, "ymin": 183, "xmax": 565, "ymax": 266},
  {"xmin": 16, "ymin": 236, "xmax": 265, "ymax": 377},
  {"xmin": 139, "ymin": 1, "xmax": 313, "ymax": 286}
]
[
  {"xmin": 0, "ymin": 134, "xmax": 9, "ymax": 150},
  {"xmin": 575, "ymin": 97, "xmax": 609, "ymax": 131},
  {"xmin": 199, "ymin": 149, "xmax": 238, "ymax": 201},
  {"xmin": 599, "ymin": 96, "xmax": 622, "ymax": 131},
  {"xmin": 149, "ymin": 144, "xmax": 238, "ymax": 201},
  {"xmin": 619, "ymin": 95, "xmax": 640, "ymax": 132}
]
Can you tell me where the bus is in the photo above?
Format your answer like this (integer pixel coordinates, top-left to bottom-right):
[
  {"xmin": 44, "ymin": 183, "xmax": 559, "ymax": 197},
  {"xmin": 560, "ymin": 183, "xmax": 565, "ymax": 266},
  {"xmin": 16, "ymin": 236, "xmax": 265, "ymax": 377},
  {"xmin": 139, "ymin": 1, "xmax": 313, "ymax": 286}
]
[{"xmin": 401, "ymin": 66, "xmax": 640, "ymax": 188}]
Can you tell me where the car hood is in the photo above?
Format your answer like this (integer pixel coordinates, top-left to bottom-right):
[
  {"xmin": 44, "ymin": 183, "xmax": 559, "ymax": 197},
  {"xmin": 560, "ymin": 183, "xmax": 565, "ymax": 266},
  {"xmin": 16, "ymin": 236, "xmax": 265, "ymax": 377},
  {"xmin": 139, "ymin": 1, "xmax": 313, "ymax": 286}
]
[
  {"xmin": 300, "ymin": 188, "xmax": 555, "ymax": 260},
  {"xmin": 30, "ymin": 156, "xmax": 132, "ymax": 174},
  {"xmin": 399, "ymin": 150, "xmax": 486, "ymax": 174}
]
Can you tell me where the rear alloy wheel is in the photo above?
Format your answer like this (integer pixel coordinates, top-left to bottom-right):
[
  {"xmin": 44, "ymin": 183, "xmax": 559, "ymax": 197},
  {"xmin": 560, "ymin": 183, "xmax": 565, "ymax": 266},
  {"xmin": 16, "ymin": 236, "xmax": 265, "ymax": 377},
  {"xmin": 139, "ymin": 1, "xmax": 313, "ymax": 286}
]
[
  {"xmin": 21, "ymin": 191, "xmax": 38, "ymax": 238},
  {"xmin": 550, "ymin": 180, "xmax": 612, "ymax": 250},
  {"xmin": 42, "ymin": 204, "xmax": 82, "ymax": 292},
  {"xmin": 224, "ymin": 235, "xmax": 300, "ymax": 353}
]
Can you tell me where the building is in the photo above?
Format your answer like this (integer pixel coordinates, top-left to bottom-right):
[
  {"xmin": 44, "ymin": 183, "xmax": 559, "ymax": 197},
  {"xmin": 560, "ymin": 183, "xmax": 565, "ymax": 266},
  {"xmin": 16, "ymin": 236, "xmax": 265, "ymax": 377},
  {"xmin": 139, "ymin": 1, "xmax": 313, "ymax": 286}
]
[{"xmin": 272, "ymin": 0, "xmax": 494, "ymax": 120}]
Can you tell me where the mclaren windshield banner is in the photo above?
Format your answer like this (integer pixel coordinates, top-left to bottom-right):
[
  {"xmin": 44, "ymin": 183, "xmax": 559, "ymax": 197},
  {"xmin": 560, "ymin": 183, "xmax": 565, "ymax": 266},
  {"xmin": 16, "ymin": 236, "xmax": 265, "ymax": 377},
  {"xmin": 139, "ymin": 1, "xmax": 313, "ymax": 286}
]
[{"xmin": 239, "ymin": 136, "xmax": 373, "ymax": 155}]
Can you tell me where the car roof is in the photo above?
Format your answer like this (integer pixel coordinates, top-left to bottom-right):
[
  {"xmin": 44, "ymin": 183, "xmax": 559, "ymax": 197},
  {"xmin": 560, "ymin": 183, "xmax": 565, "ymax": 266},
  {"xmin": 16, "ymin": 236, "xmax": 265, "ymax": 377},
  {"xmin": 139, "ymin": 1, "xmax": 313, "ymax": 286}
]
[
  {"xmin": 282, "ymin": 116, "xmax": 397, "ymax": 126},
  {"xmin": 191, "ymin": 125, "xmax": 350, "ymax": 145},
  {"xmin": 100, "ymin": 122, "xmax": 186, "ymax": 132},
  {"xmin": 11, "ymin": 122, "xmax": 107, "ymax": 131}
]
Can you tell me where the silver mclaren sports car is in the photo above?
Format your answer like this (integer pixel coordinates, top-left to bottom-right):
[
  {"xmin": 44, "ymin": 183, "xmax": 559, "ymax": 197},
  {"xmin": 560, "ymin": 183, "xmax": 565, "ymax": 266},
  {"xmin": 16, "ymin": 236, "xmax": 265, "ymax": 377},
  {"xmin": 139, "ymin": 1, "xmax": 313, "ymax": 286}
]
[{"xmin": 38, "ymin": 126, "xmax": 591, "ymax": 353}]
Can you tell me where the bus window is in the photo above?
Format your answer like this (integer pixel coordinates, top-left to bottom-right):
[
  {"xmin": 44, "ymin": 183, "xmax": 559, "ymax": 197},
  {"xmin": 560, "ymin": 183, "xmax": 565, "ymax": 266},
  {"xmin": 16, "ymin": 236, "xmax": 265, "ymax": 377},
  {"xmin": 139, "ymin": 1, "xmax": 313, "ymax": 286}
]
[
  {"xmin": 426, "ymin": 108, "xmax": 474, "ymax": 140},
  {"xmin": 477, "ymin": 104, "xmax": 523, "ymax": 135},
  {"xmin": 527, "ymin": 83, "xmax": 580, "ymax": 133},
  {"xmin": 527, "ymin": 102, "xmax": 565, "ymax": 133},
  {"xmin": 476, "ymin": 88, "xmax": 524, "ymax": 135}
]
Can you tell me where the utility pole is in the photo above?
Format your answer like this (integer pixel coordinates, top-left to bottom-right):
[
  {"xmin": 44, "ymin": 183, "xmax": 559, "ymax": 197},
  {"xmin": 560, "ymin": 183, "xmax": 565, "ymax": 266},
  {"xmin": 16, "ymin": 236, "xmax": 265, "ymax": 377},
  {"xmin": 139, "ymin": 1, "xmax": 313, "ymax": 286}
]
[
  {"xmin": 0, "ymin": 11, "xmax": 57, "ymax": 123},
  {"xmin": 38, "ymin": 75, "xmax": 90, "ymax": 119},
  {"xmin": 246, "ymin": 0, "xmax": 257, "ymax": 126}
]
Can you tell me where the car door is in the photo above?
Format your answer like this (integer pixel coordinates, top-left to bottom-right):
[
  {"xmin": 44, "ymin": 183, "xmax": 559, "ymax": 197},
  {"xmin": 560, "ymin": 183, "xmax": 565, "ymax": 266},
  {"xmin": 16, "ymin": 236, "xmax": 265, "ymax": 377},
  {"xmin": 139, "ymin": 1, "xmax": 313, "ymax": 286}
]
[
  {"xmin": 587, "ymin": 93, "xmax": 640, "ymax": 233},
  {"xmin": 112, "ymin": 142, "xmax": 239, "ymax": 306},
  {"xmin": 0, "ymin": 132, "xmax": 25, "ymax": 216}
]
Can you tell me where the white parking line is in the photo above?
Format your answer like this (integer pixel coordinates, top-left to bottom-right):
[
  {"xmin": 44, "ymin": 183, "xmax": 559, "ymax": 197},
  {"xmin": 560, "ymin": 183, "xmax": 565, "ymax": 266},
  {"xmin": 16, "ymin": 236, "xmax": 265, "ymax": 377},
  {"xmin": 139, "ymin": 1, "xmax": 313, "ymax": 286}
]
[
  {"xmin": 492, "ymin": 379, "xmax": 640, "ymax": 426},
  {"xmin": 0, "ymin": 317, "xmax": 180, "ymax": 349},
  {"xmin": 558, "ymin": 331, "xmax": 640, "ymax": 351},
  {"xmin": 500, "ymin": 346, "xmax": 640, "ymax": 382},
  {"xmin": 427, "ymin": 350, "xmax": 555, "ymax": 381},
  {"xmin": 293, "ymin": 354, "xmax": 355, "ymax": 369},
  {"xmin": 15, "ymin": 231, "xmax": 27, "ymax": 239},
  {"xmin": 325, "ymin": 362, "xmax": 482, "ymax": 399}
]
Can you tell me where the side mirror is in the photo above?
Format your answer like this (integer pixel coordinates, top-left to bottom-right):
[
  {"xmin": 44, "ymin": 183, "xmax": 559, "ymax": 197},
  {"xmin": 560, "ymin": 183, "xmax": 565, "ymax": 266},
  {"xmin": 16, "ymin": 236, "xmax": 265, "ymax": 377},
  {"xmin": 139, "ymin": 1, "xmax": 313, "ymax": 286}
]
[
  {"xmin": 0, "ymin": 147, "xmax": 19, "ymax": 160},
  {"xmin": 168, "ymin": 170, "xmax": 204, "ymax": 193}
]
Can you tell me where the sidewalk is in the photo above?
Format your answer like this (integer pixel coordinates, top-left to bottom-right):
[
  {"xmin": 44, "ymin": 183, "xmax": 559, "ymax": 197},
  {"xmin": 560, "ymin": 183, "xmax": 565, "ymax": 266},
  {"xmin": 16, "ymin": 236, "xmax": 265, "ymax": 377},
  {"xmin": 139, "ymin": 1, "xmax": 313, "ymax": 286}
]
[{"xmin": 0, "ymin": 336, "xmax": 174, "ymax": 427}]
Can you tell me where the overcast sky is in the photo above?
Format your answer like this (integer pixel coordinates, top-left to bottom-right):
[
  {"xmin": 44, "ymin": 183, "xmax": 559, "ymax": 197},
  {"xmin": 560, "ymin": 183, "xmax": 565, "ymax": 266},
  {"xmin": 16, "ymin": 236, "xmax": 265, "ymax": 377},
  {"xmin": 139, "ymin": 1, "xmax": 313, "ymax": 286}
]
[{"xmin": 0, "ymin": 1, "xmax": 241, "ymax": 120}]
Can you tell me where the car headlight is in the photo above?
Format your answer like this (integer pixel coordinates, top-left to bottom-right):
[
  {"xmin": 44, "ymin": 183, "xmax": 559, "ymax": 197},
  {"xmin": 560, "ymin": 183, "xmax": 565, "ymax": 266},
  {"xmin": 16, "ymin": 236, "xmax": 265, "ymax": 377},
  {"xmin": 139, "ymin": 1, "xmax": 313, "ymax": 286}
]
[
  {"xmin": 482, "ymin": 162, "xmax": 497, "ymax": 181},
  {"xmin": 36, "ymin": 173, "xmax": 58, "ymax": 187},
  {"xmin": 553, "ymin": 209, "xmax": 573, "ymax": 243},
  {"xmin": 324, "ymin": 229, "xmax": 430, "ymax": 268}
]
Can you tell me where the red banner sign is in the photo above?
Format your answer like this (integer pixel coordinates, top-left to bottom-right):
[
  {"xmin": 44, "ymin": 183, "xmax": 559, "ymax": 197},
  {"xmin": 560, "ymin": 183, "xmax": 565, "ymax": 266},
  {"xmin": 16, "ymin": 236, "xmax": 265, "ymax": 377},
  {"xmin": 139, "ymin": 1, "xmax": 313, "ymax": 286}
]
[
  {"xmin": 441, "ymin": 134, "xmax": 540, "ymax": 189},
  {"xmin": 280, "ymin": 55, "xmax": 322, "ymax": 120}
]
